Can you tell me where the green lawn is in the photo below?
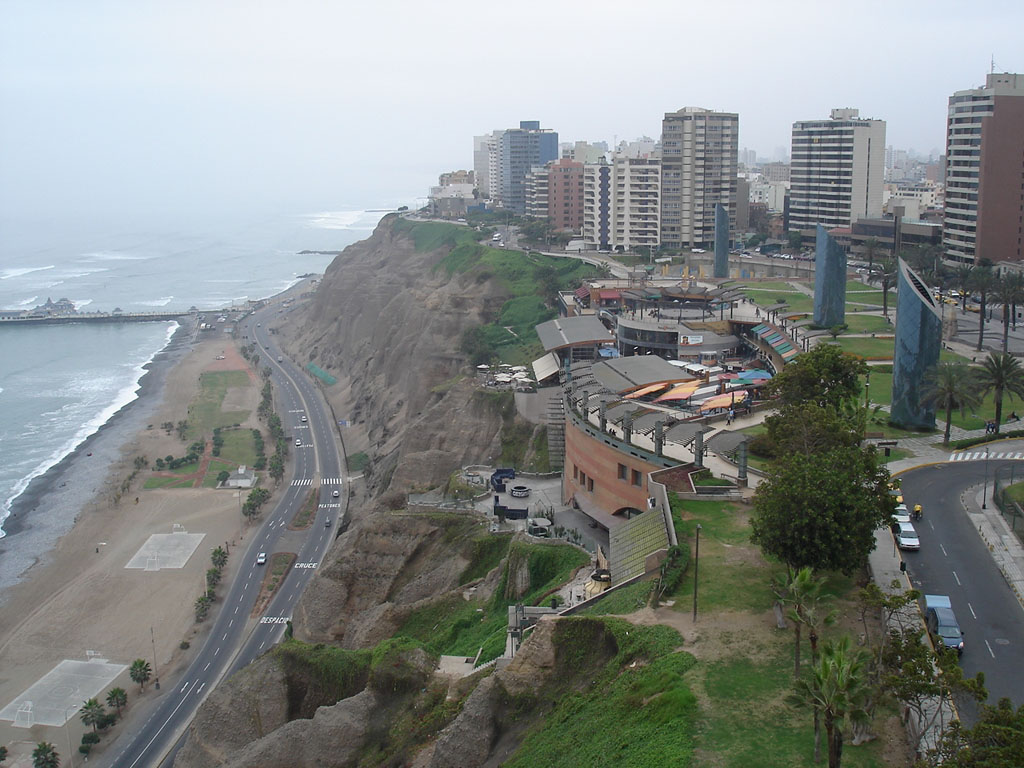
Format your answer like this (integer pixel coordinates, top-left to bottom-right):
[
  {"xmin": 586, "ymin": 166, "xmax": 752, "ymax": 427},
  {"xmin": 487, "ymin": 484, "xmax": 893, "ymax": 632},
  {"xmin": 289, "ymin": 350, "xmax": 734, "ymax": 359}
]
[
  {"xmin": 845, "ymin": 290, "xmax": 895, "ymax": 307},
  {"xmin": 741, "ymin": 290, "xmax": 815, "ymax": 314},
  {"xmin": 667, "ymin": 496, "xmax": 894, "ymax": 767},
  {"xmin": 144, "ymin": 476, "xmax": 194, "ymax": 489},
  {"xmin": 831, "ymin": 337, "xmax": 897, "ymax": 359},
  {"xmin": 168, "ymin": 461, "xmax": 200, "ymax": 475},
  {"xmin": 743, "ymin": 280, "xmax": 811, "ymax": 292},
  {"xmin": 841, "ymin": 315, "xmax": 895, "ymax": 334},
  {"xmin": 219, "ymin": 428, "xmax": 259, "ymax": 466},
  {"xmin": 185, "ymin": 370, "xmax": 251, "ymax": 441},
  {"xmin": 201, "ymin": 458, "xmax": 235, "ymax": 488}
]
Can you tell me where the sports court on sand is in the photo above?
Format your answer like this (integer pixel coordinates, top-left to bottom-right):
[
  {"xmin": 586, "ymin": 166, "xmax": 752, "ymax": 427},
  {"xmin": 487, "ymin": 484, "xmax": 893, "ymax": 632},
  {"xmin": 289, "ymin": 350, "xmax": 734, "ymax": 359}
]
[
  {"xmin": 123, "ymin": 526, "xmax": 205, "ymax": 570},
  {"xmin": 0, "ymin": 657, "xmax": 127, "ymax": 727}
]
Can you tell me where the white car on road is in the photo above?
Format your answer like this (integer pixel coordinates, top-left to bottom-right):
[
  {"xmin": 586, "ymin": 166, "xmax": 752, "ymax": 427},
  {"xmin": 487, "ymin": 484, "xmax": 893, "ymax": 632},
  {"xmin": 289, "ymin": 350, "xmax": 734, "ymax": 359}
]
[{"xmin": 895, "ymin": 522, "xmax": 920, "ymax": 550}]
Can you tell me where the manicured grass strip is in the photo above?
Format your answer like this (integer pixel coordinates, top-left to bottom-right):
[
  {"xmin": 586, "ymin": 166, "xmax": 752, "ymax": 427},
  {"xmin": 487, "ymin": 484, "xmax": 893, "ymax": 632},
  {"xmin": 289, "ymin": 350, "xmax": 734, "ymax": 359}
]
[
  {"xmin": 219, "ymin": 428, "xmax": 259, "ymax": 466},
  {"xmin": 145, "ymin": 476, "xmax": 187, "ymax": 489},
  {"xmin": 185, "ymin": 370, "xmax": 251, "ymax": 441}
]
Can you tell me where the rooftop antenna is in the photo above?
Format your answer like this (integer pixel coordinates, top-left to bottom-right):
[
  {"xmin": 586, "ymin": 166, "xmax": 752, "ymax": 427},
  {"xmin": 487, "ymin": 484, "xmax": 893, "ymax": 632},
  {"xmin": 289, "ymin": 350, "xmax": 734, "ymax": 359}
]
[{"xmin": 991, "ymin": 54, "xmax": 995, "ymax": 74}]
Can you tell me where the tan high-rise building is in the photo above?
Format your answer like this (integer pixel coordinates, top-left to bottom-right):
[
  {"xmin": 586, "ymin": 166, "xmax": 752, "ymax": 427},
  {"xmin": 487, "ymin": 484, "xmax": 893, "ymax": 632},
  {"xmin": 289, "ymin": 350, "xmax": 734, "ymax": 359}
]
[
  {"xmin": 659, "ymin": 107, "xmax": 738, "ymax": 250},
  {"xmin": 943, "ymin": 72, "xmax": 1024, "ymax": 264},
  {"xmin": 789, "ymin": 108, "xmax": 885, "ymax": 232}
]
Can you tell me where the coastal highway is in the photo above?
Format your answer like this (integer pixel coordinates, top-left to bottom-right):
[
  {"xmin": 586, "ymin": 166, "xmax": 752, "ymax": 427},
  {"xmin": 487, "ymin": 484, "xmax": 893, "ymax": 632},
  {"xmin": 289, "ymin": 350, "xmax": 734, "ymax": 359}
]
[
  {"xmin": 101, "ymin": 304, "xmax": 346, "ymax": 768},
  {"xmin": 898, "ymin": 460, "xmax": 1024, "ymax": 719}
]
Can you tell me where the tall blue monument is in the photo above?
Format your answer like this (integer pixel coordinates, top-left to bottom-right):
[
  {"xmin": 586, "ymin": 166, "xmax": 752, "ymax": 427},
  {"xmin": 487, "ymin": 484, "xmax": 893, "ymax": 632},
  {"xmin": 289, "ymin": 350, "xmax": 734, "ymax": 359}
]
[
  {"xmin": 891, "ymin": 259, "xmax": 942, "ymax": 429},
  {"xmin": 714, "ymin": 203, "xmax": 729, "ymax": 278},
  {"xmin": 812, "ymin": 224, "xmax": 847, "ymax": 328}
]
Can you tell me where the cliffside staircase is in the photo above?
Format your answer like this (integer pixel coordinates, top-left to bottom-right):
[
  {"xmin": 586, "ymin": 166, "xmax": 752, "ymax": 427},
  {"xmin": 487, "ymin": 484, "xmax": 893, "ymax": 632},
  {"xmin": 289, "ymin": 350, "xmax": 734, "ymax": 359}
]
[{"xmin": 546, "ymin": 392, "xmax": 565, "ymax": 471}]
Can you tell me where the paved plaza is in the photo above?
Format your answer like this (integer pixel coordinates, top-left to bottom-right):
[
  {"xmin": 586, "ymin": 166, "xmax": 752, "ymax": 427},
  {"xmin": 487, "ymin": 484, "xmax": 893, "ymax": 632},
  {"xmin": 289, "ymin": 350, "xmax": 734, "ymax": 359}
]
[
  {"xmin": 124, "ymin": 530, "xmax": 205, "ymax": 570},
  {"xmin": 0, "ymin": 658, "xmax": 127, "ymax": 727}
]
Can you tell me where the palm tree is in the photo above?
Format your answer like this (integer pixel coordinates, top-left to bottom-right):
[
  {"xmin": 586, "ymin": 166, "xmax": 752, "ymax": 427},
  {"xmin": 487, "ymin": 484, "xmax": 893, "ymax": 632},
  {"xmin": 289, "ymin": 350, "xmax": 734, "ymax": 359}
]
[
  {"xmin": 921, "ymin": 362, "xmax": 983, "ymax": 444},
  {"xmin": 989, "ymin": 277, "xmax": 1014, "ymax": 353},
  {"xmin": 788, "ymin": 636, "xmax": 871, "ymax": 768},
  {"xmin": 129, "ymin": 658, "xmax": 152, "ymax": 692},
  {"xmin": 871, "ymin": 259, "xmax": 898, "ymax": 320},
  {"xmin": 79, "ymin": 697, "xmax": 105, "ymax": 732},
  {"xmin": 775, "ymin": 567, "xmax": 833, "ymax": 680},
  {"xmin": 953, "ymin": 264, "xmax": 974, "ymax": 313},
  {"xmin": 106, "ymin": 686, "xmax": 128, "ymax": 717},
  {"xmin": 31, "ymin": 742, "xmax": 60, "ymax": 768},
  {"xmin": 795, "ymin": 574, "xmax": 838, "ymax": 763},
  {"xmin": 211, "ymin": 546, "xmax": 228, "ymax": 569},
  {"xmin": 862, "ymin": 237, "xmax": 880, "ymax": 276},
  {"xmin": 971, "ymin": 266, "xmax": 997, "ymax": 351},
  {"xmin": 975, "ymin": 352, "xmax": 1024, "ymax": 433},
  {"xmin": 1006, "ymin": 271, "xmax": 1024, "ymax": 332}
]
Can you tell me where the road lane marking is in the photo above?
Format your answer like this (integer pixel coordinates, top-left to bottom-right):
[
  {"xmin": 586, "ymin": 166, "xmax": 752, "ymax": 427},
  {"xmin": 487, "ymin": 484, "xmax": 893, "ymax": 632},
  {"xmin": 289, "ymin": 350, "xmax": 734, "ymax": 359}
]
[
  {"xmin": 126, "ymin": 680, "xmax": 197, "ymax": 768},
  {"xmin": 952, "ymin": 571, "xmax": 961, "ymax": 586},
  {"xmin": 198, "ymin": 683, "xmax": 206, "ymax": 693},
  {"xmin": 215, "ymin": 647, "xmax": 220, "ymax": 656},
  {"xmin": 985, "ymin": 640, "xmax": 995, "ymax": 658},
  {"xmin": 940, "ymin": 544, "xmax": 948, "ymax": 556},
  {"xmin": 968, "ymin": 602, "xmax": 977, "ymax": 619},
  {"xmin": 204, "ymin": 662, "xmax": 211, "ymax": 671}
]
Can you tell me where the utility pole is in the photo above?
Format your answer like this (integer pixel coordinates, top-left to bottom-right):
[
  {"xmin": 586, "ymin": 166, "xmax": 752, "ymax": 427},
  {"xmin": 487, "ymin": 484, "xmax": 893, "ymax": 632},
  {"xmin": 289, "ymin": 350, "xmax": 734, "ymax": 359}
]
[
  {"xmin": 692, "ymin": 524, "xmax": 702, "ymax": 622},
  {"xmin": 151, "ymin": 626, "xmax": 160, "ymax": 690}
]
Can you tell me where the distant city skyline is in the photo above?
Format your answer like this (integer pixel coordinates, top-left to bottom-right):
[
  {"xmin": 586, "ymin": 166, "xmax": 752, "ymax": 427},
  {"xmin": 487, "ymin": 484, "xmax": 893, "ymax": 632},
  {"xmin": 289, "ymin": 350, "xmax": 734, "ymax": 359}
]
[{"xmin": 1, "ymin": 1, "xmax": 1021, "ymax": 225}]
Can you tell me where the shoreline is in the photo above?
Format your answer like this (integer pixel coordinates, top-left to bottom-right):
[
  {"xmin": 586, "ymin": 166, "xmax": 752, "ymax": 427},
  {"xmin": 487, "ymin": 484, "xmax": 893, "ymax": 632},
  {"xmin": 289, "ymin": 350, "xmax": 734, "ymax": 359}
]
[{"xmin": 0, "ymin": 321, "xmax": 194, "ymax": 591}]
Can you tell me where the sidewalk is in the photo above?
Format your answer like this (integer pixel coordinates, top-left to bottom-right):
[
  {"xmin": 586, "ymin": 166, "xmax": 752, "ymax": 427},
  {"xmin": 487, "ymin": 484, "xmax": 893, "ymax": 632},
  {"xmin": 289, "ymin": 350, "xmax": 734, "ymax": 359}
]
[{"xmin": 962, "ymin": 484, "xmax": 1024, "ymax": 610}]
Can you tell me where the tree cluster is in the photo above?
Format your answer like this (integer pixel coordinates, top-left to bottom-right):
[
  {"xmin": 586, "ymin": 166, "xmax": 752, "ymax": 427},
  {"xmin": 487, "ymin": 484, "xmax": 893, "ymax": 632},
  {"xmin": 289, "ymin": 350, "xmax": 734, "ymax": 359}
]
[
  {"xmin": 751, "ymin": 345, "xmax": 891, "ymax": 575},
  {"xmin": 922, "ymin": 353, "xmax": 1024, "ymax": 444}
]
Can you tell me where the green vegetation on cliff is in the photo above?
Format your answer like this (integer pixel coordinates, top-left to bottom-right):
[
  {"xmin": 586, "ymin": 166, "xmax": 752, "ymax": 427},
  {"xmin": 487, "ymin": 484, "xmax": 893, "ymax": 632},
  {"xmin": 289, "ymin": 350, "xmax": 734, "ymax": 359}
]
[
  {"xmin": 395, "ymin": 537, "xmax": 589, "ymax": 665},
  {"xmin": 392, "ymin": 218, "xmax": 600, "ymax": 363},
  {"xmin": 505, "ymin": 618, "xmax": 696, "ymax": 768}
]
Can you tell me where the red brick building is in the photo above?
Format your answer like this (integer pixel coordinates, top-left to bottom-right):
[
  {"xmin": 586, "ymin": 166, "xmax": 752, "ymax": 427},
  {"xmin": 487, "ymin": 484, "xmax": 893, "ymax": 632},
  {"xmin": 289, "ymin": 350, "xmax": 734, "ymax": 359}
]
[{"xmin": 547, "ymin": 158, "xmax": 584, "ymax": 233}]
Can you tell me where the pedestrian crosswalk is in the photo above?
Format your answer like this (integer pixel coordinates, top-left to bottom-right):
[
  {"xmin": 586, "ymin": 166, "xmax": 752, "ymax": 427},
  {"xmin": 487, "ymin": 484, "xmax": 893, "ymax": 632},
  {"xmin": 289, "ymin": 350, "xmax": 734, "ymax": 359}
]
[
  {"xmin": 948, "ymin": 451, "xmax": 1024, "ymax": 462},
  {"xmin": 322, "ymin": 477, "xmax": 342, "ymax": 485},
  {"xmin": 292, "ymin": 478, "xmax": 313, "ymax": 486},
  {"xmin": 291, "ymin": 477, "xmax": 343, "ymax": 486}
]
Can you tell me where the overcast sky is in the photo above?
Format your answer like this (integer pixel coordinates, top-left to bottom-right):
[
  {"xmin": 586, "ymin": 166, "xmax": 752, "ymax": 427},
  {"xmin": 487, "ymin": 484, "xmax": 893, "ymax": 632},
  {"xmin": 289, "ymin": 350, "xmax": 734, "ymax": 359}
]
[{"xmin": 1, "ymin": 0, "xmax": 1021, "ymax": 226}]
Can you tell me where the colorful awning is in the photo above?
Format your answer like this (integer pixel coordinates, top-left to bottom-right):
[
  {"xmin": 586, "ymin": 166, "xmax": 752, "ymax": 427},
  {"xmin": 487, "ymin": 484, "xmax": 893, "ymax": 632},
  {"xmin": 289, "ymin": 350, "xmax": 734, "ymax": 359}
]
[
  {"xmin": 654, "ymin": 382, "xmax": 702, "ymax": 402},
  {"xmin": 624, "ymin": 382, "xmax": 670, "ymax": 399}
]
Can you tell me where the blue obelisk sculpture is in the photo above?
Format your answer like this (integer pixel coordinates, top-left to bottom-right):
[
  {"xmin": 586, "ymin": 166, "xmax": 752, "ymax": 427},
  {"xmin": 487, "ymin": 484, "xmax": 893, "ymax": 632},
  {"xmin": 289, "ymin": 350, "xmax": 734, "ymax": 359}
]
[
  {"xmin": 812, "ymin": 224, "xmax": 847, "ymax": 328},
  {"xmin": 714, "ymin": 203, "xmax": 729, "ymax": 278},
  {"xmin": 891, "ymin": 259, "xmax": 941, "ymax": 429}
]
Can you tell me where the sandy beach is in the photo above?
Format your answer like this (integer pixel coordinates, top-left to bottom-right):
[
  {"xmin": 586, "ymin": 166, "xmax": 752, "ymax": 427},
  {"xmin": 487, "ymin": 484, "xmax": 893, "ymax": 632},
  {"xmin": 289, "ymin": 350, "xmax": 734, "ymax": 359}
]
[{"xmin": 0, "ymin": 328, "xmax": 263, "ymax": 761}]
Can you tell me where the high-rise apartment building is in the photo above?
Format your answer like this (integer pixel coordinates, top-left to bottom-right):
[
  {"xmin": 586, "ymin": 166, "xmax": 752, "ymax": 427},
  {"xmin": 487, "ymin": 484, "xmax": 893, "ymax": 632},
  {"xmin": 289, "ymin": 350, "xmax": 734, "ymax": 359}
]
[
  {"xmin": 473, "ymin": 132, "xmax": 500, "ymax": 199},
  {"xmin": 548, "ymin": 158, "xmax": 585, "ymax": 233},
  {"xmin": 524, "ymin": 165, "xmax": 550, "ymax": 220},
  {"xmin": 943, "ymin": 72, "xmax": 1024, "ymax": 264},
  {"xmin": 583, "ymin": 154, "xmax": 661, "ymax": 251},
  {"xmin": 659, "ymin": 107, "xmax": 738, "ymax": 250},
  {"xmin": 789, "ymin": 108, "xmax": 885, "ymax": 232},
  {"xmin": 497, "ymin": 121, "xmax": 558, "ymax": 215}
]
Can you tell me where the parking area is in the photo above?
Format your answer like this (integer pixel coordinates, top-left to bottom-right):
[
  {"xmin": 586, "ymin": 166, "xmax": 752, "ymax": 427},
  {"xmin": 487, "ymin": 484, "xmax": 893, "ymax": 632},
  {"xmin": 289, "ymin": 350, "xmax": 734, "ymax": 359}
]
[{"xmin": 462, "ymin": 470, "xmax": 610, "ymax": 554}]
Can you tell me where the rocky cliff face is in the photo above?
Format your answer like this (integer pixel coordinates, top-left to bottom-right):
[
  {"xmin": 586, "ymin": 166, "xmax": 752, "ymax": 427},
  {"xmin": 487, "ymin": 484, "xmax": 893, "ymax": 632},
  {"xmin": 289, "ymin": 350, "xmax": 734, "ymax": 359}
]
[{"xmin": 278, "ymin": 217, "xmax": 509, "ymax": 498}]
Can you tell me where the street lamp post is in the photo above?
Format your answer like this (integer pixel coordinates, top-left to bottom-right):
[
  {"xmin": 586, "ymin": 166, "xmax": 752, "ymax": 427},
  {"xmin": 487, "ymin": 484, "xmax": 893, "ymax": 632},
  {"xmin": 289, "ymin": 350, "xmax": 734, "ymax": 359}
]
[
  {"xmin": 983, "ymin": 445, "xmax": 990, "ymax": 509},
  {"xmin": 692, "ymin": 524, "xmax": 702, "ymax": 622},
  {"xmin": 151, "ymin": 626, "xmax": 160, "ymax": 690}
]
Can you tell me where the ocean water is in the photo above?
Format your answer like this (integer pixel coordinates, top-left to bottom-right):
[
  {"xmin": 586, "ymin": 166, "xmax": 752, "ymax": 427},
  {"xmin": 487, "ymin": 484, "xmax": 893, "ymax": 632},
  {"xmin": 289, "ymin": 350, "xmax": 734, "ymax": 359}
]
[{"xmin": 0, "ymin": 208, "xmax": 389, "ymax": 556}]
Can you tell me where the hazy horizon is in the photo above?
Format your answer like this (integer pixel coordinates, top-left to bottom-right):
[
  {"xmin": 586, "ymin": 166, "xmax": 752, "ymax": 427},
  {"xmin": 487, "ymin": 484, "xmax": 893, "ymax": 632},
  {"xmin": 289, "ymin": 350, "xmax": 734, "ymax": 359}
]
[{"xmin": 2, "ymin": 0, "xmax": 1022, "ymax": 228}]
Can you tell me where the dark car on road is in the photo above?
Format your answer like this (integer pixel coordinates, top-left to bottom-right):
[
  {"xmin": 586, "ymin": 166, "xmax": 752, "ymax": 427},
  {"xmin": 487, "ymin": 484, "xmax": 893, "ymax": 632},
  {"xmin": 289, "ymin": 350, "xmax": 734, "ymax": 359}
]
[{"xmin": 924, "ymin": 595, "xmax": 964, "ymax": 657}]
